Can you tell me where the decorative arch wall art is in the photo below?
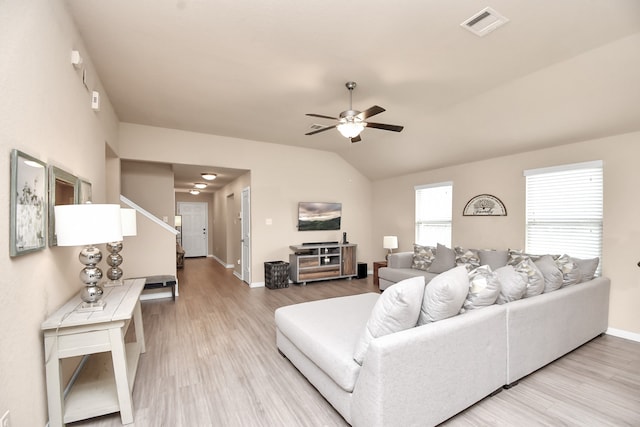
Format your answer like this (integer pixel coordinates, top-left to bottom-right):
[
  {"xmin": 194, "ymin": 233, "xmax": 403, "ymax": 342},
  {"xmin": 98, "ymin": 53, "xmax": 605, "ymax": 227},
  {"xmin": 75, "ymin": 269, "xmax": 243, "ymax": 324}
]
[{"xmin": 463, "ymin": 194, "xmax": 507, "ymax": 216}]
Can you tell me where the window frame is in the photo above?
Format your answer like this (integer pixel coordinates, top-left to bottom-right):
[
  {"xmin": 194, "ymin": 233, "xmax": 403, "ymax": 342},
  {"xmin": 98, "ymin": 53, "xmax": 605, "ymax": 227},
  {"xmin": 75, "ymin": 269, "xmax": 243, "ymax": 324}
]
[{"xmin": 414, "ymin": 181, "xmax": 453, "ymax": 247}]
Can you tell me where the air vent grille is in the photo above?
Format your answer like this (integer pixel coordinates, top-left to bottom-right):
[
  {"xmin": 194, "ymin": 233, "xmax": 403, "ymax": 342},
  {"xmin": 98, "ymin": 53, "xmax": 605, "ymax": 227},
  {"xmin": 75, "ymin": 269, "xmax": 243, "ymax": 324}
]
[
  {"xmin": 310, "ymin": 124, "xmax": 326, "ymax": 130},
  {"xmin": 461, "ymin": 7, "xmax": 509, "ymax": 37}
]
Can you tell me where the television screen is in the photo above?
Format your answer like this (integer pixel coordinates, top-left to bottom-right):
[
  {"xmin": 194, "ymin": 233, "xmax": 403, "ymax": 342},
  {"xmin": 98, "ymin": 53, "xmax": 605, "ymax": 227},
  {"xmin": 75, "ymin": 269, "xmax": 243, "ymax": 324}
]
[{"xmin": 298, "ymin": 202, "xmax": 342, "ymax": 231}]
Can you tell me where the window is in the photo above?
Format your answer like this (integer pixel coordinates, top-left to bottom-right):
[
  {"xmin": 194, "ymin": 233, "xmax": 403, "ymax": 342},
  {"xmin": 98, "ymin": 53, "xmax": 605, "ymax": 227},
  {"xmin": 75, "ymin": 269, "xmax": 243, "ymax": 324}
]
[
  {"xmin": 415, "ymin": 182, "xmax": 453, "ymax": 247},
  {"xmin": 524, "ymin": 161, "xmax": 603, "ymax": 261}
]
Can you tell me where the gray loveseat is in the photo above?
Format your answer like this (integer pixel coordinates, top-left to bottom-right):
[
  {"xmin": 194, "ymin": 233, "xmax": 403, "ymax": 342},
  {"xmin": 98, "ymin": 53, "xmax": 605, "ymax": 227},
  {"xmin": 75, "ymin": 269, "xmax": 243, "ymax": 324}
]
[{"xmin": 275, "ymin": 271, "xmax": 609, "ymax": 426}]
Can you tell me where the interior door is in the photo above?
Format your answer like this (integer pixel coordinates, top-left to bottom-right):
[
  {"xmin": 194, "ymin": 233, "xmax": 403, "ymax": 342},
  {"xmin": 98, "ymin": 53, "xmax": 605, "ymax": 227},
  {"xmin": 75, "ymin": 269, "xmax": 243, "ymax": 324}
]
[
  {"xmin": 241, "ymin": 187, "xmax": 251, "ymax": 284},
  {"xmin": 177, "ymin": 201, "xmax": 208, "ymax": 257}
]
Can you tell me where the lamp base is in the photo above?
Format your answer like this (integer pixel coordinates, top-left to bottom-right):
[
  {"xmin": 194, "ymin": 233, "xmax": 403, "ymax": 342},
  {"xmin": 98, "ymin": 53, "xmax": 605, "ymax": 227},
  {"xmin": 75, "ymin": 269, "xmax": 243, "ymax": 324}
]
[
  {"xmin": 77, "ymin": 299, "xmax": 106, "ymax": 312},
  {"xmin": 103, "ymin": 278, "xmax": 124, "ymax": 287}
]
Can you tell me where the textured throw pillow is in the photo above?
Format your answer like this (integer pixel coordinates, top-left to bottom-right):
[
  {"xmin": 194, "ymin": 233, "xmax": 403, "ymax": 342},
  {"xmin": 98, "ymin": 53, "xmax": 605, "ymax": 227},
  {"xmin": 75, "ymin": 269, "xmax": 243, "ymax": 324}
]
[
  {"xmin": 507, "ymin": 249, "xmax": 546, "ymax": 266},
  {"xmin": 478, "ymin": 250, "xmax": 509, "ymax": 270},
  {"xmin": 514, "ymin": 258, "xmax": 544, "ymax": 297},
  {"xmin": 418, "ymin": 265, "xmax": 469, "ymax": 325},
  {"xmin": 571, "ymin": 256, "xmax": 600, "ymax": 282},
  {"xmin": 455, "ymin": 247, "xmax": 480, "ymax": 270},
  {"xmin": 495, "ymin": 265, "xmax": 527, "ymax": 304},
  {"xmin": 555, "ymin": 254, "xmax": 582, "ymax": 287},
  {"xmin": 534, "ymin": 255, "xmax": 564, "ymax": 293},
  {"xmin": 353, "ymin": 276, "xmax": 425, "ymax": 364},
  {"xmin": 462, "ymin": 265, "xmax": 500, "ymax": 312},
  {"xmin": 411, "ymin": 244, "xmax": 436, "ymax": 271},
  {"xmin": 428, "ymin": 243, "xmax": 457, "ymax": 274}
]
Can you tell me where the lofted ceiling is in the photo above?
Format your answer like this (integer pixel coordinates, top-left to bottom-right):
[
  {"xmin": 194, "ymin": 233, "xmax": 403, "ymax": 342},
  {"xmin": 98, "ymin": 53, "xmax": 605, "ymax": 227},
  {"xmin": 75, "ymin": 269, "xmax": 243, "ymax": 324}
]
[{"xmin": 65, "ymin": 0, "xmax": 640, "ymax": 182}]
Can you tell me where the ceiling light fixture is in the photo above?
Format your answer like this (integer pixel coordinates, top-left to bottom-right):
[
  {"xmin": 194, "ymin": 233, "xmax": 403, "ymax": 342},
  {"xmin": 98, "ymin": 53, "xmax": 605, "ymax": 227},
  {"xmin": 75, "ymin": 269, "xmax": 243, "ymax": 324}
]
[
  {"xmin": 194, "ymin": 183, "xmax": 207, "ymax": 189},
  {"xmin": 189, "ymin": 189, "xmax": 200, "ymax": 195},
  {"xmin": 201, "ymin": 173, "xmax": 217, "ymax": 181},
  {"xmin": 337, "ymin": 119, "xmax": 365, "ymax": 139}
]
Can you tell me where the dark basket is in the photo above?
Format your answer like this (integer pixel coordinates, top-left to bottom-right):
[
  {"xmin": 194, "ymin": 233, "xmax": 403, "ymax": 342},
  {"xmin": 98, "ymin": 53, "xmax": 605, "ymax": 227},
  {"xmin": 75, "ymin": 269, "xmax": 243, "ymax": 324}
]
[{"xmin": 264, "ymin": 261, "xmax": 290, "ymax": 289}]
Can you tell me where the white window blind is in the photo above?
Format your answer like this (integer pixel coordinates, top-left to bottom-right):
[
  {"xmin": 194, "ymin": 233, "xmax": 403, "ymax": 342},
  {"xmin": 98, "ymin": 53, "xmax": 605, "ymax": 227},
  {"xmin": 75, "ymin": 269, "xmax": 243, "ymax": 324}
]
[
  {"xmin": 415, "ymin": 182, "xmax": 453, "ymax": 247},
  {"xmin": 525, "ymin": 161, "xmax": 603, "ymax": 261}
]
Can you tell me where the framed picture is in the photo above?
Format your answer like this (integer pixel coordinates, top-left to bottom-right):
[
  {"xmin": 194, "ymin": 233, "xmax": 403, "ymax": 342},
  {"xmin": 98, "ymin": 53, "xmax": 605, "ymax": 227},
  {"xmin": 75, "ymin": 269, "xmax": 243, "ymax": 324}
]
[
  {"xmin": 48, "ymin": 165, "xmax": 79, "ymax": 246},
  {"xmin": 463, "ymin": 194, "xmax": 507, "ymax": 216},
  {"xmin": 79, "ymin": 179, "xmax": 92, "ymax": 203},
  {"xmin": 10, "ymin": 149, "xmax": 47, "ymax": 256}
]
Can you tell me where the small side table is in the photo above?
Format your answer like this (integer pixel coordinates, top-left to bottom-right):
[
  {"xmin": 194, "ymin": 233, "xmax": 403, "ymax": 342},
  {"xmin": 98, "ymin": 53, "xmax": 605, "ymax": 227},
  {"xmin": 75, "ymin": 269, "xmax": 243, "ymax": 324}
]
[{"xmin": 373, "ymin": 260, "xmax": 388, "ymax": 288}]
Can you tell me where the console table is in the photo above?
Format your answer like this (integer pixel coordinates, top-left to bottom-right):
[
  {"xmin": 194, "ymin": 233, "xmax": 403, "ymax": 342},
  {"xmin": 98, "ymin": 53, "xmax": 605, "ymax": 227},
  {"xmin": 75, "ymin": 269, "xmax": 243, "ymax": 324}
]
[
  {"xmin": 41, "ymin": 278, "xmax": 146, "ymax": 426},
  {"xmin": 289, "ymin": 243, "xmax": 357, "ymax": 284}
]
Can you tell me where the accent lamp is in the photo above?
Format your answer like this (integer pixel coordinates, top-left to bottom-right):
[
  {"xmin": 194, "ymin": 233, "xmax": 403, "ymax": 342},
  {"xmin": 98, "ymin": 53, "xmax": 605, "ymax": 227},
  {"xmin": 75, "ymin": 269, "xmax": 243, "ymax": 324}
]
[
  {"xmin": 104, "ymin": 208, "xmax": 137, "ymax": 287},
  {"xmin": 383, "ymin": 235, "xmax": 398, "ymax": 260},
  {"xmin": 54, "ymin": 204, "xmax": 122, "ymax": 311}
]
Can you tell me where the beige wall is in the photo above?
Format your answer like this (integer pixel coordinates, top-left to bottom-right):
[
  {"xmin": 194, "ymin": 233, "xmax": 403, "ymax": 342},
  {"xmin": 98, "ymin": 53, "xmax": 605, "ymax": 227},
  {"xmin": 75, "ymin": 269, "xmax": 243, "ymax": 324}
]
[
  {"xmin": 0, "ymin": 1, "xmax": 120, "ymax": 425},
  {"xmin": 118, "ymin": 123, "xmax": 375, "ymax": 283},
  {"xmin": 373, "ymin": 131, "xmax": 640, "ymax": 334}
]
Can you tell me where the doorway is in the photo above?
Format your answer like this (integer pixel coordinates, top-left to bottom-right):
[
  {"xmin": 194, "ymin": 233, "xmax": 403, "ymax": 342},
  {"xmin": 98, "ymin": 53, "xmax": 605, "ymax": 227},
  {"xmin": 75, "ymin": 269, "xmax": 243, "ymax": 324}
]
[{"xmin": 177, "ymin": 201, "xmax": 208, "ymax": 257}]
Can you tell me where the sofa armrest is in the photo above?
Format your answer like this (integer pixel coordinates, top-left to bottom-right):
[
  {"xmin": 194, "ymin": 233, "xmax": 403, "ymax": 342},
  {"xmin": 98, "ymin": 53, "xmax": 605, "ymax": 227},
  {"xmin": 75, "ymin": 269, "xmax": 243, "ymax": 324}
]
[
  {"xmin": 387, "ymin": 252, "xmax": 413, "ymax": 268},
  {"xmin": 351, "ymin": 305, "xmax": 507, "ymax": 427}
]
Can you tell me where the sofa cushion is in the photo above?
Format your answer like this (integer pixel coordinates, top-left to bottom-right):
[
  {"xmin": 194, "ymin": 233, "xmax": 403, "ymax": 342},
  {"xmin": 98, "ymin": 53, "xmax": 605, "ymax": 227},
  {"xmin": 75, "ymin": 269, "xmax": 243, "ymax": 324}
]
[
  {"xmin": 555, "ymin": 254, "xmax": 582, "ymax": 286},
  {"xmin": 428, "ymin": 243, "xmax": 457, "ymax": 274},
  {"xmin": 455, "ymin": 247, "xmax": 480, "ymax": 270},
  {"xmin": 514, "ymin": 258, "xmax": 544, "ymax": 298},
  {"xmin": 478, "ymin": 250, "xmax": 509, "ymax": 270},
  {"xmin": 462, "ymin": 265, "xmax": 500, "ymax": 311},
  {"xmin": 275, "ymin": 293, "xmax": 379, "ymax": 392},
  {"xmin": 378, "ymin": 267, "xmax": 438, "ymax": 286},
  {"xmin": 353, "ymin": 277, "xmax": 425, "ymax": 364},
  {"xmin": 418, "ymin": 265, "xmax": 469, "ymax": 325},
  {"xmin": 535, "ymin": 255, "xmax": 564, "ymax": 293},
  {"xmin": 495, "ymin": 265, "xmax": 527, "ymax": 304},
  {"xmin": 411, "ymin": 244, "xmax": 436, "ymax": 271},
  {"xmin": 571, "ymin": 256, "xmax": 600, "ymax": 282}
]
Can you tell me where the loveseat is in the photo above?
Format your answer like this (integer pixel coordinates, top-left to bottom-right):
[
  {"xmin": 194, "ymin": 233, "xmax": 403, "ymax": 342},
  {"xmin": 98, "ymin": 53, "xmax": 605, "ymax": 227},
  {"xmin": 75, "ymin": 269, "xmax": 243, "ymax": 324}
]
[{"xmin": 275, "ymin": 246, "xmax": 609, "ymax": 426}]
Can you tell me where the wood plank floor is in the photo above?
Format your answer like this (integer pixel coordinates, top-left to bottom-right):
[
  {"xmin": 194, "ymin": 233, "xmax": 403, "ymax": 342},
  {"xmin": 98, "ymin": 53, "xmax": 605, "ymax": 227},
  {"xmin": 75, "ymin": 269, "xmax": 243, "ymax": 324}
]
[{"xmin": 71, "ymin": 258, "xmax": 640, "ymax": 427}]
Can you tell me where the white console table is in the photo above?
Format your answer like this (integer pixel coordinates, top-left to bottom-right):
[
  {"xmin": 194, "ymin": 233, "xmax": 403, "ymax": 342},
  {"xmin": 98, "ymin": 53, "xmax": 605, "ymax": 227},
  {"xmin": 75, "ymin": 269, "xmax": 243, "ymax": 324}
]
[{"xmin": 41, "ymin": 278, "xmax": 146, "ymax": 426}]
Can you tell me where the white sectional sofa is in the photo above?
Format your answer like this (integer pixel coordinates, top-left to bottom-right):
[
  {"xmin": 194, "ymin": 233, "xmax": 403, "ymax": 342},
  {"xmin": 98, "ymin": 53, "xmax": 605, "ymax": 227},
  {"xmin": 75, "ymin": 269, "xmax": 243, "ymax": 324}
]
[{"xmin": 275, "ymin": 264, "xmax": 609, "ymax": 426}]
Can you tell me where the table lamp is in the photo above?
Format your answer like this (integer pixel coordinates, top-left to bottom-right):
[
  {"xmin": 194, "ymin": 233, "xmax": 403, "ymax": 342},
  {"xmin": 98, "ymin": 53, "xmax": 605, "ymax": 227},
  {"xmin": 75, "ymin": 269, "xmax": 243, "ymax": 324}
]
[
  {"xmin": 383, "ymin": 235, "xmax": 398, "ymax": 260},
  {"xmin": 54, "ymin": 204, "xmax": 122, "ymax": 311},
  {"xmin": 105, "ymin": 208, "xmax": 137, "ymax": 287}
]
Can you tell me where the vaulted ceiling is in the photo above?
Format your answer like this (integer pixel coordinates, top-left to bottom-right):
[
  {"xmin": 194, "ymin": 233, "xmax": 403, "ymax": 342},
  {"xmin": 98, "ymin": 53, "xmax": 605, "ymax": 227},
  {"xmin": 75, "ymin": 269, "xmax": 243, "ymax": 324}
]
[{"xmin": 66, "ymin": 0, "xmax": 640, "ymax": 181}]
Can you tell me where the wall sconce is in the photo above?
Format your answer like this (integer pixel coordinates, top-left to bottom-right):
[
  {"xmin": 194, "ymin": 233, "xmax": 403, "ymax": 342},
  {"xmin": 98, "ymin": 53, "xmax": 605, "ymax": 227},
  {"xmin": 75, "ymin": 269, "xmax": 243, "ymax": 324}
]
[
  {"xmin": 383, "ymin": 235, "xmax": 398, "ymax": 260},
  {"xmin": 54, "ymin": 204, "xmax": 122, "ymax": 311}
]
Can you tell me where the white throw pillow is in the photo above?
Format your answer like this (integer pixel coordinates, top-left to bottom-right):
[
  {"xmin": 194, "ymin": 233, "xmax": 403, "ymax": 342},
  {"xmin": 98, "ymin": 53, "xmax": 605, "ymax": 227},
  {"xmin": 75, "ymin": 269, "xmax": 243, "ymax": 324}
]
[
  {"xmin": 418, "ymin": 265, "xmax": 469, "ymax": 325},
  {"xmin": 535, "ymin": 255, "xmax": 564, "ymax": 293},
  {"xmin": 571, "ymin": 256, "xmax": 600, "ymax": 282},
  {"xmin": 463, "ymin": 265, "xmax": 500, "ymax": 312},
  {"xmin": 353, "ymin": 276, "xmax": 425, "ymax": 364},
  {"xmin": 514, "ymin": 258, "xmax": 545, "ymax": 297},
  {"xmin": 495, "ymin": 265, "xmax": 527, "ymax": 304}
]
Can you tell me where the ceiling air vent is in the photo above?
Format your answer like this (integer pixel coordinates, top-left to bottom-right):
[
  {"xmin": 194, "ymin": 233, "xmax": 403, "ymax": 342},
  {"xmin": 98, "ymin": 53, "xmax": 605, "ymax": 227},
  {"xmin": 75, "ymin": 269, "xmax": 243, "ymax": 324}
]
[
  {"xmin": 461, "ymin": 7, "xmax": 509, "ymax": 37},
  {"xmin": 309, "ymin": 124, "xmax": 326, "ymax": 131}
]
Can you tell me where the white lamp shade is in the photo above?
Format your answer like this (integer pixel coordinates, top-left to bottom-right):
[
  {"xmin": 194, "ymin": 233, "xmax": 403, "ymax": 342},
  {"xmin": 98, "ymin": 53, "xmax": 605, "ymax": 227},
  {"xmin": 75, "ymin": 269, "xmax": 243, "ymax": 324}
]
[
  {"xmin": 174, "ymin": 215, "xmax": 182, "ymax": 227},
  {"xmin": 55, "ymin": 204, "xmax": 123, "ymax": 246},
  {"xmin": 120, "ymin": 208, "xmax": 137, "ymax": 237},
  {"xmin": 337, "ymin": 121, "xmax": 365, "ymax": 138},
  {"xmin": 383, "ymin": 235, "xmax": 398, "ymax": 250}
]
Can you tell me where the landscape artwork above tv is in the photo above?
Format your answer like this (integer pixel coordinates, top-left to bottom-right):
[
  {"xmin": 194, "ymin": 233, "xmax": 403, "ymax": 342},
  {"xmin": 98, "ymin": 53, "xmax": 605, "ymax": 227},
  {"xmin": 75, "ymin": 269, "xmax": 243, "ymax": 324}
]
[{"xmin": 298, "ymin": 202, "xmax": 341, "ymax": 231}]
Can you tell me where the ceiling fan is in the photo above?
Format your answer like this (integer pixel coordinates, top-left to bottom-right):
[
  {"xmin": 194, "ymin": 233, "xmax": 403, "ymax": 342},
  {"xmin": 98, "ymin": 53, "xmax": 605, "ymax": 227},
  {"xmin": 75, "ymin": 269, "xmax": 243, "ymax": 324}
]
[{"xmin": 305, "ymin": 81, "xmax": 404, "ymax": 143}]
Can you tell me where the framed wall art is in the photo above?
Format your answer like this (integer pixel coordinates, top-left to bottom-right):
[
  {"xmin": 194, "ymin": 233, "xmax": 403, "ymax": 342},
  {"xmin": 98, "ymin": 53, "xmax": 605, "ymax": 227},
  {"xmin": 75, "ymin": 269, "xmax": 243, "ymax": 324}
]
[
  {"xmin": 10, "ymin": 149, "xmax": 47, "ymax": 256},
  {"xmin": 463, "ymin": 194, "xmax": 507, "ymax": 216},
  {"xmin": 48, "ymin": 165, "xmax": 79, "ymax": 246},
  {"xmin": 79, "ymin": 179, "xmax": 92, "ymax": 203}
]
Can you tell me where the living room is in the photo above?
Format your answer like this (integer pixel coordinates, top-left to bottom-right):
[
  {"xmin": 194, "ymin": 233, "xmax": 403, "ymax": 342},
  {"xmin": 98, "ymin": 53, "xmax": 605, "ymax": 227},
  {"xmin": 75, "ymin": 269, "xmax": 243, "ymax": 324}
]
[{"xmin": 1, "ymin": 1, "xmax": 640, "ymax": 426}]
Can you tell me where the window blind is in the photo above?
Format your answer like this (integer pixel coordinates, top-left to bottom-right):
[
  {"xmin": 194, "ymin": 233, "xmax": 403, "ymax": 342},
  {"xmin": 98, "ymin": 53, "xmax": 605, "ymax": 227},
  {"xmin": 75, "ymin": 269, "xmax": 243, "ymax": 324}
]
[
  {"xmin": 415, "ymin": 182, "xmax": 453, "ymax": 247},
  {"xmin": 525, "ymin": 161, "xmax": 603, "ymax": 262}
]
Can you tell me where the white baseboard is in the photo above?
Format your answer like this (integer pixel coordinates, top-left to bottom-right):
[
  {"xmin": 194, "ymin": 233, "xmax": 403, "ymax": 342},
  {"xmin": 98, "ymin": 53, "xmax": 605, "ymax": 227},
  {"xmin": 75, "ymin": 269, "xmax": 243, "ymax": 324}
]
[
  {"xmin": 606, "ymin": 327, "xmax": 640, "ymax": 342},
  {"xmin": 250, "ymin": 281, "xmax": 265, "ymax": 288}
]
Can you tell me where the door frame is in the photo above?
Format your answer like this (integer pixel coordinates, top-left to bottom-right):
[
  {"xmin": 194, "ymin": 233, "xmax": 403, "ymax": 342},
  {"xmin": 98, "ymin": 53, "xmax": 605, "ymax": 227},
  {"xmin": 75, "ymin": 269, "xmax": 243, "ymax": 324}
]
[{"xmin": 241, "ymin": 186, "xmax": 251, "ymax": 285}]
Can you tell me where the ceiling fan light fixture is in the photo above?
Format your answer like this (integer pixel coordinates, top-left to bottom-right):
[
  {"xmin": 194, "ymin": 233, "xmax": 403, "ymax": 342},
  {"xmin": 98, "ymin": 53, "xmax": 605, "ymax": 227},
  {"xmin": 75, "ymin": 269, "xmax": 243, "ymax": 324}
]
[
  {"xmin": 201, "ymin": 173, "xmax": 217, "ymax": 181},
  {"xmin": 337, "ymin": 121, "xmax": 365, "ymax": 138}
]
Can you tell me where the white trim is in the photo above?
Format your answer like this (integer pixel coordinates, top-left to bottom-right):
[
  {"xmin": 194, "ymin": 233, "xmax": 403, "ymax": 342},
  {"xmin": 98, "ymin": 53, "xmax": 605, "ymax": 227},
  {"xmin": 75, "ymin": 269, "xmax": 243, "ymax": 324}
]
[
  {"xmin": 523, "ymin": 160, "xmax": 603, "ymax": 177},
  {"xmin": 414, "ymin": 180, "xmax": 453, "ymax": 191},
  {"xmin": 249, "ymin": 281, "xmax": 265, "ymax": 288},
  {"xmin": 606, "ymin": 327, "xmax": 640, "ymax": 343},
  {"xmin": 120, "ymin": 195, "xmax": 178, "ymax": 235}
]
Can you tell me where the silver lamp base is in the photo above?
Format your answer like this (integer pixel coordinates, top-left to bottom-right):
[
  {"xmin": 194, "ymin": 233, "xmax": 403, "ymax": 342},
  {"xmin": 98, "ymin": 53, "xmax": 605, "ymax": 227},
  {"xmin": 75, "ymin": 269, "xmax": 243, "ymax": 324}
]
[
  {"xmin": 104, "ymin": 241, "xmax": 124, "ymax": 287},
  {"xmin": 76, "ymin": 245, "xmax": 106, "ymax": 311}
]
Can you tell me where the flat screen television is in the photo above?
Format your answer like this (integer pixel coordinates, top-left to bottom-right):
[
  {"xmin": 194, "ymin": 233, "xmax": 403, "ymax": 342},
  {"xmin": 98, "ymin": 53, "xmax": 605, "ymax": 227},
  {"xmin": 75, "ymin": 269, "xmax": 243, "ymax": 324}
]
[{"xmin": 298, "ymin": 202, "xmax": 342, "ymax": 231}]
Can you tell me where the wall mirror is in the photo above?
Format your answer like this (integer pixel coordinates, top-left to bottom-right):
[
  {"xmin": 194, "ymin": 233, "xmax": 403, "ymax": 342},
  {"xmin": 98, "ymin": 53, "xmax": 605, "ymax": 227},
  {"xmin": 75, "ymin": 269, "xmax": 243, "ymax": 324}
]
[{"xmin": 48, "ymin": 165, "xmax": 79, "ymax": 246}]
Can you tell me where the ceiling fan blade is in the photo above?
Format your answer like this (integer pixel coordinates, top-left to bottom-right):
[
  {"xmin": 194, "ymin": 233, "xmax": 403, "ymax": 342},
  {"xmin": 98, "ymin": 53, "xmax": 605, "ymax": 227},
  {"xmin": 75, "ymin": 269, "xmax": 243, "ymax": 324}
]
[
  {"xmin": 305, "ymin": 125, "xmax": 337, "ymax": 136},
  {"xmin": 350, "ymin": 135, "xmax": 362, "ymax": 143},
  {"xmin": 365, "ymin": 122, "xmax": 404, "ymax": 132},
  {"xmin": 357, "ymin": 105, "xmax": 385, "ymax": 120},
  {"xmin": 306, "ymin": 113, "xmax": 339, "ymax": 120}
]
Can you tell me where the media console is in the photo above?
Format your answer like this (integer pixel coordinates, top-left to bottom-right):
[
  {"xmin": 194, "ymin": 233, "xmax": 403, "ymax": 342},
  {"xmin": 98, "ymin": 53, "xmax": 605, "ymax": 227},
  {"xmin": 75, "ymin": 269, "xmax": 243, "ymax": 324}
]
[{"xmin": 289, "ymin": 242, "xmax": 357, "ymax": 284}]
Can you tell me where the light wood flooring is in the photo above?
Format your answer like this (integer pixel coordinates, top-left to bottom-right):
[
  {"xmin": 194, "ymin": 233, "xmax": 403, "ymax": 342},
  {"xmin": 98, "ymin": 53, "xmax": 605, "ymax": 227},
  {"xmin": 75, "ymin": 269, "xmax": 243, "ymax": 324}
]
[{"xmin": 71, "ymin": 258, "xmax": 640, "ymax": 427}]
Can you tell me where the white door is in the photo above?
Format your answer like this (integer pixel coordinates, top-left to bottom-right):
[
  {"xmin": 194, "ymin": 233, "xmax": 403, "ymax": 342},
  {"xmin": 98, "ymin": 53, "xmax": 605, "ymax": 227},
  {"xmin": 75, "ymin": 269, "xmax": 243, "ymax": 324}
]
[
  {"xmin": 177, "ymin": 202, "xmax": 208, "ymax": 257},
  {"xmin": 241, "ymin": 187, "xmax": 251, "ymax": 283}
]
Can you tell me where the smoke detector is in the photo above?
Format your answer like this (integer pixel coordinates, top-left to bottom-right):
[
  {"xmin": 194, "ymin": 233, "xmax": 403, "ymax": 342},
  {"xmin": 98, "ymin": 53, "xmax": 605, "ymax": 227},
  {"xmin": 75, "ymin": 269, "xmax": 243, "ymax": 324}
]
[{"xmin": 461, "ymin": 7, "xmax": 509, "ymax": 37}]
